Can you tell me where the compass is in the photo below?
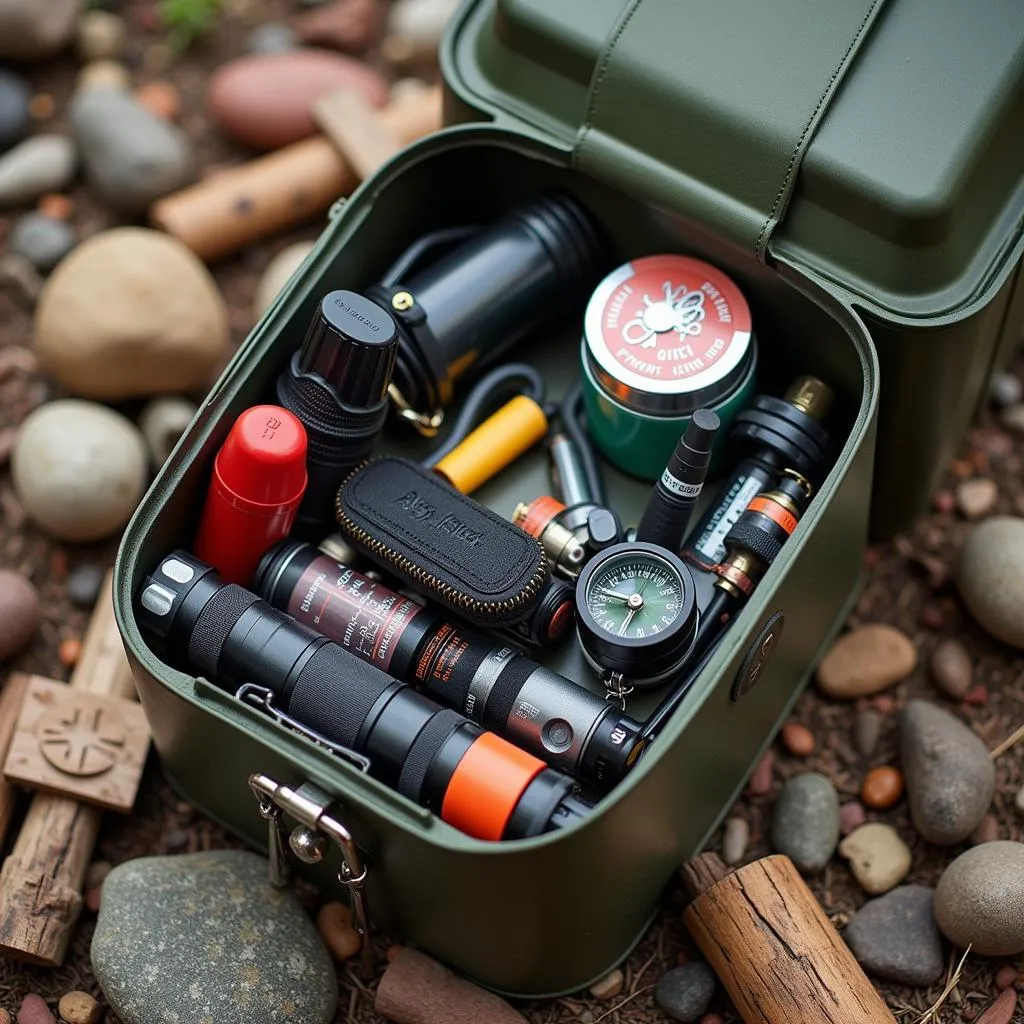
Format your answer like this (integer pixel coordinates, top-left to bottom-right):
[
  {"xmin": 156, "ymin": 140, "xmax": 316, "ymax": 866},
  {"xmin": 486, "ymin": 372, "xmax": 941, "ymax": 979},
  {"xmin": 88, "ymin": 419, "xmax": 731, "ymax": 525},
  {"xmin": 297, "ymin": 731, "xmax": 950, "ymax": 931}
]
[{"xmin": 575, "ymin": 541, "xmax": 699, "ymax": 699}]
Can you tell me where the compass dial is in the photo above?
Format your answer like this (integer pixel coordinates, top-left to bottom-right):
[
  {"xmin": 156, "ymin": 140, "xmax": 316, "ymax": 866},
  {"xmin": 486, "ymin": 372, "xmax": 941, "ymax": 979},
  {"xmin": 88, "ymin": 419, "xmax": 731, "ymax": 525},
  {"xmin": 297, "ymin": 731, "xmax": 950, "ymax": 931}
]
[{"xmin": 576, "ymin": 541, "xmax": 698, "ymax": 687}]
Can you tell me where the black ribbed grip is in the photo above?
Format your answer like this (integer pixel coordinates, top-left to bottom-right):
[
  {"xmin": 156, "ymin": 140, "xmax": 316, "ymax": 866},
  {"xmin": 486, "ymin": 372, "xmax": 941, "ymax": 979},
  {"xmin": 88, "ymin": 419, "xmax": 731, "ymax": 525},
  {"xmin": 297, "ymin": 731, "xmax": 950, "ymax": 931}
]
[
  {"xmin": 285, "ymin": 642, "xmax": 393, "ymax": 748},
  {"xmin": 724, "ymin": 517, "xmax": 785, "ymax": 564},
  {"xmin": 397, "ymin": 708, "xmax": 463, "ymax": 802},
  {"xmin": 188, "ymin": 584, "xmax": 260, "ymax": 676},
  {"xmin": 481, "ymin": 655, "xmax": 536, "ymax": 732}
]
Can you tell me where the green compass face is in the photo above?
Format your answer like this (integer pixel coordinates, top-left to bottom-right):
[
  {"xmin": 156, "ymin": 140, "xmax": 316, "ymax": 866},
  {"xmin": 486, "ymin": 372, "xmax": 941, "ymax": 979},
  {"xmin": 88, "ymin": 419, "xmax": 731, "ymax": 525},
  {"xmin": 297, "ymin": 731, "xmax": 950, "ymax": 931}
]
[{"xmin": 584, "ymin": 551, "xmax": 686, "ymax": 641}]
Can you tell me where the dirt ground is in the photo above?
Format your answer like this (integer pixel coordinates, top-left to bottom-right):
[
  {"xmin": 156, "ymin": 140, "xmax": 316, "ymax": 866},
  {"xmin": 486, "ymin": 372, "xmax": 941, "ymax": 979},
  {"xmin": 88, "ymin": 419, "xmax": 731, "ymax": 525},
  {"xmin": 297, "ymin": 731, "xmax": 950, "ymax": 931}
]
[{"xmin": 1, "ymin": 1, "xmax": 1023, "ymax": 1021}]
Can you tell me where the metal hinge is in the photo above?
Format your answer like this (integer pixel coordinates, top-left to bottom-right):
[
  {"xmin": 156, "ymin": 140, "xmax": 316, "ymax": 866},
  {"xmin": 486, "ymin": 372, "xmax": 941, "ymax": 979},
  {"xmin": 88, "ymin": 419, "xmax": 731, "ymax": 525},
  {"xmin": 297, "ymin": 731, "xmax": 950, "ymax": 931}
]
[{"xmin": 248, "ymin": 772, "xmax": 372, "ymax": 975}]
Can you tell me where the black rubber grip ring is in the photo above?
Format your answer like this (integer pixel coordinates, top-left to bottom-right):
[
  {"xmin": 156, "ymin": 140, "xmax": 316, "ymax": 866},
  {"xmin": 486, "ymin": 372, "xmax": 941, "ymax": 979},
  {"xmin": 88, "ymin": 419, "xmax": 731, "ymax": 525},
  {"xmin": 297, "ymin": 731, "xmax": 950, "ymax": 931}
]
[
  {"xmin": 397, "ymin": 708, "xmax": 464, "ymax": 803},
  {"xmin": 188, "ymin": 584, "xmax": 259, "ymax": 676}
]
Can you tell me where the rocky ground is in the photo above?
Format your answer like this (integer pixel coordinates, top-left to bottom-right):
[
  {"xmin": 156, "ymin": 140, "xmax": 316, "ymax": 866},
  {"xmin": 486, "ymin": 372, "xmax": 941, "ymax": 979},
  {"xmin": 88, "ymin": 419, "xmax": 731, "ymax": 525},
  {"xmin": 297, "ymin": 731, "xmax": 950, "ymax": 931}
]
[{"xmin": 0, "ymin": 1, "xmax": 1023, "ymax": 1023}]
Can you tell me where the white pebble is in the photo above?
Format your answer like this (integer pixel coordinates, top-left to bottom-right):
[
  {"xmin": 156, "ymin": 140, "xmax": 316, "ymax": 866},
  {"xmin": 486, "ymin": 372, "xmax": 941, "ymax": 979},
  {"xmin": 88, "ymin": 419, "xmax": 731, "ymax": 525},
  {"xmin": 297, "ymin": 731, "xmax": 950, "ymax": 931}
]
[{"xmin": 721, "ymin": 816, "xmax": 749, "ymax": 866}]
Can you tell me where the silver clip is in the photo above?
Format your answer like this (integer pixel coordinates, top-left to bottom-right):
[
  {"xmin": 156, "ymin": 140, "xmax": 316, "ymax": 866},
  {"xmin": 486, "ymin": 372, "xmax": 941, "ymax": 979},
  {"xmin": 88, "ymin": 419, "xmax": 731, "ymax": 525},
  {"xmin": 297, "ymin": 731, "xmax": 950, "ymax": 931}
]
[
  {"xmin": 236, "ymin": 684, "xmax": 372, "ymax": 773},
  {"xmin": 248, "ymin": 775, "xmax": 292, "ymax": 888},
  {"xmin": 247, "ymin": 773, "xmax": 374, "ymax": 976}
]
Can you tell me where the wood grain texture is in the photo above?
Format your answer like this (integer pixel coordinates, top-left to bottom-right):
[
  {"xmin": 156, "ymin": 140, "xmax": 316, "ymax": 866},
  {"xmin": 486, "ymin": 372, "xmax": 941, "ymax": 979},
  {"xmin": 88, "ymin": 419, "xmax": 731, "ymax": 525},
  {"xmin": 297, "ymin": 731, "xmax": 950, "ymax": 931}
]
[
  {"xmin": 0, "ymin": 673, "xmax": 29, "ymax": 844},
  {"xmin": 0, "ymin": 572, "xmax": 138, "ymax": 965},
  {"xmin": 683, "ymin": 855, "xmax": 896, "ymax": 1024}
]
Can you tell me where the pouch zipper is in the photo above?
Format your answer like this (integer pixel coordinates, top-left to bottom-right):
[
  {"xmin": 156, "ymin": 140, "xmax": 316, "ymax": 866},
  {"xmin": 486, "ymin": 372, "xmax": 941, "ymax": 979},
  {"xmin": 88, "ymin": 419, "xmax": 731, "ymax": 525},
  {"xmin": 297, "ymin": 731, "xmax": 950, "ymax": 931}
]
[{"xmin": 334, "ymin": 463, "xmax": 549, "ymax": 625}]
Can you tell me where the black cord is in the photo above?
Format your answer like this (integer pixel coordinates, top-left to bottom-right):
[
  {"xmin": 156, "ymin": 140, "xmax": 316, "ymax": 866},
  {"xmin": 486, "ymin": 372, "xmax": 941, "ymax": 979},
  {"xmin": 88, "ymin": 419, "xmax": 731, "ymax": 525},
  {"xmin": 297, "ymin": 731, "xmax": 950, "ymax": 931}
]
[
  {"xmin": 422, "ymin": 363, "xmax": 546, "ymax": 467},
  {"xmin": 558, "ymin": 382, "xmax": 606, "ymax": 505}
]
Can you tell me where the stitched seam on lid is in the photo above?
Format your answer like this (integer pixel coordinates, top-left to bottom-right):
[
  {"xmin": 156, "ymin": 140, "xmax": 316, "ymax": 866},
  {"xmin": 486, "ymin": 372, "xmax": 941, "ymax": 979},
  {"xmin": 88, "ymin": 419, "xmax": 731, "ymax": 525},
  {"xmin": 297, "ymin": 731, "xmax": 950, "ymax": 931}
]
[
  {"xmin": 575, "ymin": 0, "xmax": 646, "ymax": 160},
  {"xmin": 755, "ymin": 0, "xmax": 884, "ymax": 260}
]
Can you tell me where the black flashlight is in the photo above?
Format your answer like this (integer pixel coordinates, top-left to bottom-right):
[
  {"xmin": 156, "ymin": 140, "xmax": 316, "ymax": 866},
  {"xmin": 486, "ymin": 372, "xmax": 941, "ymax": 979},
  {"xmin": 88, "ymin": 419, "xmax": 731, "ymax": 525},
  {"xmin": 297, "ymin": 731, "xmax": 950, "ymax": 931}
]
[
  {"xmin": 276, "ymin": 290, "xmax": 398, "ymax": 539},
  {"xmin": 365, "ymin": 190, "xmax": 610, "ymax": 433}
]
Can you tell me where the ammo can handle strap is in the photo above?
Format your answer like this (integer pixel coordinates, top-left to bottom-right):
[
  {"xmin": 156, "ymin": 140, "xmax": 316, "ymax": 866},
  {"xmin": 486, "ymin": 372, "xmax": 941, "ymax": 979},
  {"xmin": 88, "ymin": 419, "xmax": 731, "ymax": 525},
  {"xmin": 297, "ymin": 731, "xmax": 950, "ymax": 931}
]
[{"xmin": 572, "ymin": 0, "xmax": 887, "ymax": 261}]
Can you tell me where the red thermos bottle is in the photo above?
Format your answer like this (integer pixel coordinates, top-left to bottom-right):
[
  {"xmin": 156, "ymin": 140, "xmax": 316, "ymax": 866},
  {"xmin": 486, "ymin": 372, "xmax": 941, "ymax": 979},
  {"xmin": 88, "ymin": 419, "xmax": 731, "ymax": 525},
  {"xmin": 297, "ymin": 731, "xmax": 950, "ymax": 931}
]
[{"xmin": 194, "ymin": 405, "xmax": 308, "ymax": 585}]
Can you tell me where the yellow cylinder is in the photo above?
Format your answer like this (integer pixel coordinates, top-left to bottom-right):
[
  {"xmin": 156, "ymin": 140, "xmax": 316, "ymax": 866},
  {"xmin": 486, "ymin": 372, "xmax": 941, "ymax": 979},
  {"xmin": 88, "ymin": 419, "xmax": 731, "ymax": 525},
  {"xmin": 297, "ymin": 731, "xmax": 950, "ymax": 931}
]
[{"xmin": 434, "ymin": 395, "xmax": 548, "ymax": 494}]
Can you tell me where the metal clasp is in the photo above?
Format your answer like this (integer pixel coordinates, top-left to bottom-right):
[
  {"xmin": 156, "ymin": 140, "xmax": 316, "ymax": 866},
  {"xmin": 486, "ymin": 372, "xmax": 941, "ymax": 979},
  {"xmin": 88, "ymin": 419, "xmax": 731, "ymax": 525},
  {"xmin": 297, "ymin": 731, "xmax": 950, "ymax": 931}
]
[
  {"xmin": 248, "ymin": 772, "xmax": 373, "ymax": 976},
  {"xmin": 387, "ymin": 382, "xmax": 445, "ymax": 437}
]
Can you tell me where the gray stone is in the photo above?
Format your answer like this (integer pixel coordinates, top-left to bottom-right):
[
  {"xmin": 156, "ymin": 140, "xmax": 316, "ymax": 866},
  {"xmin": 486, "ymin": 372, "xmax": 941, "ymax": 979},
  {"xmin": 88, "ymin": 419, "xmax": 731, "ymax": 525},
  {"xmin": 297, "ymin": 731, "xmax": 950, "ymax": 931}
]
[
  {"xmin": 929, "ymin": 638, "xmax": 973, "ymax": 699},
  {"xmin": 854, "ymin": 708, "xmax": 883, "ymax": 756},
  {"xmin": 844, "ymin": 885, "xmax": 944, "ymax": 987},
  {"xmin": 934, "ymin": 842, "xmax": 1024, "ymax": 956},
  {"xmin": 11, "ymin": 400, "xmax": 148, "ymax": 542},
  {"xmin": 721, "ymin": 817, "xmax": 749, "ymax": 867},
  {"xmin": 0, "ymin": 68, "xmax": 30, "ymax": 149},
  {"xmin": 138, "ymin": 396, "xmax": 198, "ymax": 467},
  {"xmin": 654, "ymin": 963, "xmax": 715, "ymax": 1022},
  {"xmin": 0, "ymin": 135, "xmax": 76, "ymax": 206},
  {"xmin": 77, "ymin": 10, "xmax": 126, "ymax": 62},
  {"xmin": 771, "ymin": 772, "xmax": 839, "ymax": 873},
  {"xmin": 66, "ymin": 564, "xmax": 105, "ymax": 609},
  {"xmin": 91, "ymin": 850, "xmax": 337, "ymax": 1024},
  {"xmin": 247, "ymin": 22, "xmax": 299, "ymax": 53},
  {"xmin": 0, "ymin": 0, "xmax": 79, "ymax": 61},
  {"xmin": 0, "ymin": 569, "xmax": 39, "ymax": 660},
  {"xmin": 8, "ymin": 213, "xmax": 75, "ymax": 272},
  {"xmin": 70, "ymin": 87, "xmax": 193, "ymax": 214},
  {"xmin": 991, "ymin": 371, "xmax": 1023, "ymax": 409},
  {"xmin": 900, "ymin": 699, "xmax": 995, "ymax": 845},
  {"xmin": 958, "ymin": 517, "xmax": 1024, "ymax": 649},
  {"xmin": 1000, "ymin": 403, "xmax": 1024, "ymax": 435},
  {"xmin": 0, "ymin": 252, "xmax": 42, "ymax": 304}
]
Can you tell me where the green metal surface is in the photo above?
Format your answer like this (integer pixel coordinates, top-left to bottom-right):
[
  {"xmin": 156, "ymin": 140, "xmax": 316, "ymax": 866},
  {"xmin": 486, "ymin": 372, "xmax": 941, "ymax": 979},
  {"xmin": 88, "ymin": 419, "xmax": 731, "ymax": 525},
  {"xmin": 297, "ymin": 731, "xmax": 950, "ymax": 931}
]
[
  {"xmin": 580, "ymin": 348, "xmax": 756, "ymax": 480},
  {"xmin": 115, "ymin": 128, "xmax": 878, "ymax": 995},
  {"xmin": 442, "ymin": 0, "xmax": 1024, "ymax": 535}
]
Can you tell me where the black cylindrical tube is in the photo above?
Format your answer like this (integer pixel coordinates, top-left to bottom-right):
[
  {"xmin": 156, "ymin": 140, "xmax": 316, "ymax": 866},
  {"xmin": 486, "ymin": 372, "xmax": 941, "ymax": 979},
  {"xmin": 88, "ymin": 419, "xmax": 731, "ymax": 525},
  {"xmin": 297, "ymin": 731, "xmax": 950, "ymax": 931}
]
[
  {"xmin": 368, "ymin": 191, "xmax": 609, "ymax": 413},
  {"xmin": 134, "ymin": 552, "xmax": 591, "ymax": 841},
  {"xmin": 255, "ymin": 540, "xmax": 644, "ymax": 789},
  {"xmin": 636, "ymin": 408, "xmax": 720, "ymax": 551},
  {"xmin": 275, "ymin": 291, "xmax": 398, "ymax": 539}
]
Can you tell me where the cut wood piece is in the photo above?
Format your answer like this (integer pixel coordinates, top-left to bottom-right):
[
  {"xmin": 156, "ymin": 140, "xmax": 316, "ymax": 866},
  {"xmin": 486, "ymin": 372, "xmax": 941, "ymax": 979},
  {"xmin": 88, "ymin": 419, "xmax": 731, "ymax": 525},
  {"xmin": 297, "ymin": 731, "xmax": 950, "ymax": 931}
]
[
  {"xmin": 683, "ymin": 854, "xmax": 896, "ymax": 1024},
  {"xmin": 0, "ymin": 571, "xmax": 139, "ymax": 966},
  {"xmin": 0, "ymin": 673, "xmax": 29, "ymax": 844},
  {"xmin": 3, "ymin": 678, "xmax": 149, "ymax": 813}
]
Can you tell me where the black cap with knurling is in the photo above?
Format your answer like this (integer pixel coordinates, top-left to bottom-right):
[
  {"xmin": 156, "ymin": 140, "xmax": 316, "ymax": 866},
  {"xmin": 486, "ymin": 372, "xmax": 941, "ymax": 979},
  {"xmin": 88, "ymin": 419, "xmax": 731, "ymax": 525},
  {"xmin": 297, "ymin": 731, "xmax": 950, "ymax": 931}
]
[{"xmin": 297, "ymin": 290, "xmax": 398, "ymax": 407}]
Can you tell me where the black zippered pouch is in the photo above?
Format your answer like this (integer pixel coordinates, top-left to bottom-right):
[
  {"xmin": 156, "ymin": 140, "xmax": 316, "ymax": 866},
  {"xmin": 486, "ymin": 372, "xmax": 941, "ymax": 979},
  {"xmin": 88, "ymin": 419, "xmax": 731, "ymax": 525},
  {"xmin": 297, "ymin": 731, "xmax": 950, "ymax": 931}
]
[{"xmin": 335, "ymin": 457, "xmax": 549, "ymax": 626}]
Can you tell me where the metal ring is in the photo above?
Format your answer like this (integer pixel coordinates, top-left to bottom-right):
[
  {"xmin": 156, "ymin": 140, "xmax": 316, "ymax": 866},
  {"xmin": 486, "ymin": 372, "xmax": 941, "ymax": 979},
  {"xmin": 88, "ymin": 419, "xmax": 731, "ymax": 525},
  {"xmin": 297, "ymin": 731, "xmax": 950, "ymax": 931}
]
[{"xmin": 387, "ymin": 382, "xmax": 445, "ymax": 437}]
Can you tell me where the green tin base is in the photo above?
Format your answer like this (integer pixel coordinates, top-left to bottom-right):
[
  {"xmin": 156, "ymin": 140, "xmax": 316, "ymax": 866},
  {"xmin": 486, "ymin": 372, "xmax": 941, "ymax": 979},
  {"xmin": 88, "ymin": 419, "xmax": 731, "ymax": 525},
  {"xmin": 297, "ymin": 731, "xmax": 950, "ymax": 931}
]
[{"xmin": 581, "ymin": 344, "xmax": 758, "ymax": 480}]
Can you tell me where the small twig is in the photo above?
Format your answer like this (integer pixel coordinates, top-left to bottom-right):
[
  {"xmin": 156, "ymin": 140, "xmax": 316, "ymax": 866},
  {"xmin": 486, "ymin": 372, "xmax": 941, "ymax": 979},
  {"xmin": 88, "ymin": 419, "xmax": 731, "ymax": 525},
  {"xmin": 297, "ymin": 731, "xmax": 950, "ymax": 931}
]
[
  {"xmin": 989, "ymin": 721, "xmax": 1024, "ymax": 760},
  {"xmin": 629, "ymin": 947, "xmax": 660, "ymax": 993},
  {"xmin": 591, "ymin": 983, "xmax": 656, "ymax": 1023},
  {"xmin": 916, "ymin": 946, "xmax": 971, "ymax": 1024}
]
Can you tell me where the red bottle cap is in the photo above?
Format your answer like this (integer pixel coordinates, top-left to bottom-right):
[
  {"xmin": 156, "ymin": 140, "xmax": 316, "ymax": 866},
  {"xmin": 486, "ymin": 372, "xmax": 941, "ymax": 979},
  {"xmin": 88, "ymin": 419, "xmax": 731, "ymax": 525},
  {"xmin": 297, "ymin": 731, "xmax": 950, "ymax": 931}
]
[{"xmin": 214, "ymin": 406, "xmax": 308, "ymax": 512}]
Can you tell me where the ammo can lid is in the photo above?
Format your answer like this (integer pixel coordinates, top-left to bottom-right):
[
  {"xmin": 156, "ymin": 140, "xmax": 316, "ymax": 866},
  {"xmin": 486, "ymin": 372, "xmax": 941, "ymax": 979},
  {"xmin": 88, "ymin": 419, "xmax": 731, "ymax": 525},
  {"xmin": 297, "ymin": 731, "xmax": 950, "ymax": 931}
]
[
  {"xmin": 582, "ymin": 255, "xmax": 753, "ymax": 415},
  {"xmin": 442, "ymin": 0, "xmax": 1024, "ymax": 322}
]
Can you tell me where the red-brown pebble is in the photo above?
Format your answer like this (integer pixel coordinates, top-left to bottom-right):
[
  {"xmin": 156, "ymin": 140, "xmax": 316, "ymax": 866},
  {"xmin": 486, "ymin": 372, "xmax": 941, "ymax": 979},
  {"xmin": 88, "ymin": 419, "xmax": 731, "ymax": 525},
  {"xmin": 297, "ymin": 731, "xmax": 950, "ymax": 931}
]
[
  {"xmin": 59, "ymin": 637, "xmax": 82, "ymax": 668},
  {"xmin": 995, "ymin": 964, "xmax": 1021, "ymax": 990},
  {"xmin": 746, "ymin": 750, "xmax": 774, "ymax": 796},
  {"xmin": 316, "ymin": 901, "xmax": 362, "ymax": 960},
  {"xmin": 50, "ymin": 548, "xmax": 68, "ymax": 582},
  {"xmin": 385, "ymin": 944, "xmax": 403, "ymax": 962},
  {"xmin": 864, "ymin": 546, "xmax": 879, "ymax": 568},
  {"xmin": 780, "ymin": 722, "xmax": 815, "ymax": 757},
  {"xmin": 16, "ymin": 994, "xmax": 53, "ymax": 1024},
  {"xmin": 872, "ymin": 694, "xmax": 896, "ymax": 715},
  {"xmin": 699, "ymin": 1016, "xmax": 725, "ymax": 1024},
  {"xmin": 919, "ymin": 604, "xmax": 946, "ymax": 630},
  {"xmin": 933, "ymin": 489, "xmax": 955, "ymax": 513},
  {"xmin": 37, "ymin": 194, "xmax": 74, "ymax": 221},
  {"xmin": 839, "ymin": 800, "xmax": 867, "ymax": 835},
  {"xmin": 135, "ymin": 80, "xmax": 181, "ymax": 121},
  {"xmin": 975, "ymin": 990, "xmax": 1017, "ymax": 1024},
  {"xmin": 29, "ymin": 94, "xmax": 55, "ymax": 120},
  {"xmin": 861, "ymin": 766, "xmax": 904, "ymax": 809},
  {"xmin": 970, "ymin": 813, "xmax": 999, "ymax": 845},
  {"xmin": 83, "ymin": 887, "xmax": 102, "ymax": 913},
  {"xmin": 963, "ymin": 684, "xmax": 989, "ymax": 705},
  {"xmin": 675, "ymin": 950, "xmax": 690, "ymax": 965},
  {"xmin": 962, "ymin": 1008, "xmax": 977, "ymax": 1022}
]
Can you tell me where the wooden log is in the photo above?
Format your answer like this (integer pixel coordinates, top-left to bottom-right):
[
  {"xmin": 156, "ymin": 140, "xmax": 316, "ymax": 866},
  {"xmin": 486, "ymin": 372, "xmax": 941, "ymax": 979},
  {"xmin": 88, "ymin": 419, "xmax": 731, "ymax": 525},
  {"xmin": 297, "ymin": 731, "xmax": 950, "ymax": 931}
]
[
  {"xmin": 0, "ymin": 572, "xmax": 136, "ymax": 966},
  {"xmin": 150, "ymin": 85, "xmax": 443, "ymax": 263},
  {"xmin": 682, "ymin": 853, "xmax": 896, "ymax": 1024},
  {"xmin": 0, "ymin": 673, "xmax": 29, "ymax": 844}
]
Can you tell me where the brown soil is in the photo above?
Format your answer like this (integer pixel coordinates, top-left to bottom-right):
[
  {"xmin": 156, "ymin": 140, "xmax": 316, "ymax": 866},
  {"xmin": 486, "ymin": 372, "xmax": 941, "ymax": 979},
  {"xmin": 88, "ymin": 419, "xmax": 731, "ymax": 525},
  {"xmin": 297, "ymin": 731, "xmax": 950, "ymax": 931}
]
[{"xmin": 1, "ymin": 1, "xmax": 1022, "ymax": 1022}]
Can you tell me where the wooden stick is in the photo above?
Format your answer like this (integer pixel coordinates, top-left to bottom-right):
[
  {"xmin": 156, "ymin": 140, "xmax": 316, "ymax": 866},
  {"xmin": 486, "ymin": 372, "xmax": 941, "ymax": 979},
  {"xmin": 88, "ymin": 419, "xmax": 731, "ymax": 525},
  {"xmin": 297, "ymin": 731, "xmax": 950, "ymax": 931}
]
[
  {"xmin": 989, "ymin": 721, "xmax": 1024, "ymax": 760},
  {"xmin": 682, "ymin": 853, "xmax": 896, "ymax": 1024},
  {"xmin": 150, "ymin": 85, "xmax": 443, "ymax": 263},
  {"xmin": 0, "ymin": 673, "xmax": 29, "ymax": 844},
  {"xmin": 0, "ymin": 572, "xmax": 136, "ymax": 966}
]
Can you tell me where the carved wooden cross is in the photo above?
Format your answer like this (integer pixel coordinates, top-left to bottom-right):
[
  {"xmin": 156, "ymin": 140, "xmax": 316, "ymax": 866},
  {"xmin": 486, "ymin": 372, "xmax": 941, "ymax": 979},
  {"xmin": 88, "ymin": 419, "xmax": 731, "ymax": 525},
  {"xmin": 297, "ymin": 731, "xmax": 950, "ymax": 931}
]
[{"xmin": 0, "ymin": 570, "xmax": 149, "ymax": 966}]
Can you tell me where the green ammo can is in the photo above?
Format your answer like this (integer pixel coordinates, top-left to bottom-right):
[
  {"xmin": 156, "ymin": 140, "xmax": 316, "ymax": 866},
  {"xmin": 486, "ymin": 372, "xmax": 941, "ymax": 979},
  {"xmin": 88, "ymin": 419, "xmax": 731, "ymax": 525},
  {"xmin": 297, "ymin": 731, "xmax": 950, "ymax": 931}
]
[{"xmin": 114, "ymin": 0, "xmax": 1024, "ymax": 999}]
